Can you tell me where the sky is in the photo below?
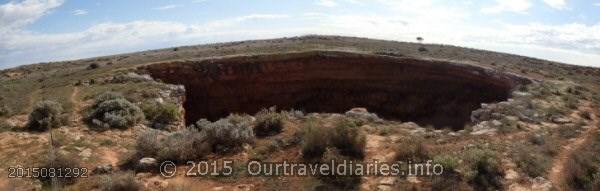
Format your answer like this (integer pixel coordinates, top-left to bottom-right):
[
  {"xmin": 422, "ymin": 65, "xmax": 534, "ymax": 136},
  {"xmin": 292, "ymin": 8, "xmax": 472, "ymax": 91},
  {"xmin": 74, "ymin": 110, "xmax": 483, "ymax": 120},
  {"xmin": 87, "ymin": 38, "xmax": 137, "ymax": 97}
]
[{"xmin": 1, "ymin": 0, "xmax": 600, "ymax": 69}]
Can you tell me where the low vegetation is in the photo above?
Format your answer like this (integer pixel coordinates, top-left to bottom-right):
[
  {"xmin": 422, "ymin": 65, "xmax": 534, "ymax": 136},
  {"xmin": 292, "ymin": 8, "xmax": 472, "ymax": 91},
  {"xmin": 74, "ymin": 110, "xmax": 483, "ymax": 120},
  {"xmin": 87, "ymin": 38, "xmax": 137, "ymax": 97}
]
[
  {"xmin": 301, "ymin": 117, "xmax": 366, "ymax": 160},
  {"xmin": 254, "ymin": 107, "xmax": 284, "ymax": 137},
  {"xmin": 124, "ymin": 114, "xmax": 255, "ymax": 169},
  {"xmin": 38, "ymin": 151, "xmax": 81, "ymax": 186},
  {"xmin": 26, "ymin": 100, "xmax": 64, "ymax": 131},
  {"xmin": 565, "ymin": 132, "xmax": 600, "ymax": 190},
  {"xmin": 141, "ymin": 102, "xmax": 180, "ymax": 130},
  {"xmin": 85, "ymin": 92, "xmax": 144, "ymax": 130},
  {"xmin": 463, "ymin": 147, "xmax": 504, "ymax": 191},
  {"xmin": 101, "ymin": 172, "xmax": 141, "ymax": 191},
  {"xmin": 330, "ymin": 118, "xmax": 366, "ymax": 158},
  {"xmin": 300, "ymin": 119, "xmax": 328, "ymax": 160},
  {"xmin": 394, "ymin": 137, "xmax": 429, "ymax": 162}
]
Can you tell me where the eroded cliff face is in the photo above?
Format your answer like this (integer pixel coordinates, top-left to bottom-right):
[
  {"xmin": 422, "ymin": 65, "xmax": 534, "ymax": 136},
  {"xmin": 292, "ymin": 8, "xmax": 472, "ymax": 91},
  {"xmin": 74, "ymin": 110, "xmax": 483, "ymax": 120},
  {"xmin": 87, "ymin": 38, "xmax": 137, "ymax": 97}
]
[{"xmin": 142, "ymin": 51, "xmax": 529, "ymax": 129}]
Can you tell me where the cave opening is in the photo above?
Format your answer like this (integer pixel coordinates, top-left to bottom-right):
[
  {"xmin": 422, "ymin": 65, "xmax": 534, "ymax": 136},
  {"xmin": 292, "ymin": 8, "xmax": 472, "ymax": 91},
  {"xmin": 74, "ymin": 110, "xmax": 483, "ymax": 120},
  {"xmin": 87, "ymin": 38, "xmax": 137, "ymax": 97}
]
[{"xmin": 144, "ymin": 51, "xmax": 528, "ymax": 130}]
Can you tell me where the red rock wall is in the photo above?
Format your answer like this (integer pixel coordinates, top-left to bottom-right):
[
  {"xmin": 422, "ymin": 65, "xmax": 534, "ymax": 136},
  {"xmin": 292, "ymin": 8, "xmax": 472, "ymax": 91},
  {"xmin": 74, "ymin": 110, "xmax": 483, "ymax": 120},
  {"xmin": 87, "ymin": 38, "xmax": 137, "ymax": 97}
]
[{"xmin": 142, "ymin": 51, "xmax": 529, "ymax": 129}]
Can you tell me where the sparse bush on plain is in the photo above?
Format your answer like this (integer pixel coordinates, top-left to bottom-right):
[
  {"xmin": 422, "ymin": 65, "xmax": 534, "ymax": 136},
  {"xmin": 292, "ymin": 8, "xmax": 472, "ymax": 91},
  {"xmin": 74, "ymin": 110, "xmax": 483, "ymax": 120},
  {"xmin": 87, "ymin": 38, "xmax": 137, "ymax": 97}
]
[
  {"xmin": 300, "ymin": 118, "xmax": 366, "ymax": 160},
  {"xmin": 142, "ymin": 102, "xmax": 181, "ymax": 130},
  {"xmin": 86, "ymin": 92, "xmax": 144, "ymax": 130},
  {"xmin": 463, "ymin": 148, "xmax": 503, "ymax": 191},
  {"xmin": 124, "ymin": 115, "xmax": 254, "ymax": 169},
  {"xmin": 394, "ymin": 137, "xmax": 429, "ymax": 162},
  {"xmin": 38, "ymin": 152, "xmax": 81, "ymax": 186},
  {"xmin": 101, "ymin": 172, "xmax": 141, "ymax": 191},
  {"xmin": 157, "ymin": 128, "xmax": 211, "ymax": 162},
  {"xmin": 330, "ymin": 118, "xmax": 366, "ymax": 159},
  {"xmin": 26, "ymin": 100, "xmax": 63, "ymax": 131},
  {"xmin": 300, "ymin": 119, "xmax": 329, "ymax": 160},
  {"xmin": 88, "ymin": 63, "xmax": 100, "ymax": 70},
  {"xmin": 515, "ymin": 147, "xmax": 550, "ymax": 178},
  {"xmin": 565, "ymin": 132, "xmax": 600, "ymax": 191},
  {"xmin": 254, "ymin": 107, "xmax": 284, "ymax": 137},
  {"xmin": 317, "ymin": 148, "xmax": 361, "ymax": 190},
  {"xmin": 194, "ymin": 114, "xmax": 254, "ymax": 153},
  {"xmin": 434, "ymin": 154, "xmax": 460, "ymax": 172}
]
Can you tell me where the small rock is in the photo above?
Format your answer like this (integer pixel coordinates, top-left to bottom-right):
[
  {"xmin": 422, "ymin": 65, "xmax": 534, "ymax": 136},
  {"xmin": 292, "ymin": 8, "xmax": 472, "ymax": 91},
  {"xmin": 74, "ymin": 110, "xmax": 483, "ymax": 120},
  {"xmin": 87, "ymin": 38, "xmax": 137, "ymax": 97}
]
[
  {"xmin": 234, "ymin": 184, "xmax": 253, "ymax": 191},
  {"xmin": 213, "ymin": 187, "xmax": 224, "ymax": 191},
  {"xmin": 406, "ymin": 176, "xmax": 421, "ymax": 184},
  {"xmin": 79, "ymin": 148, "xmax": 92, "ymax": 158},
  {"xmin": 139, "ymin": 157, "xmax": 157, "ymax": 165},
  {"xmin": 448, "ymin": 132, "xmax": 459, "ymax": 136},
  {"xmin": 491, "ymin": 120, "xmax": 503, "ymax": 127},
  {"xmin": 552, "ymin": 117, "xmax": 571, "ymax": 124},
  {"xmin": 377, "ymin": 185, "xmax": 393, "ymax": 191},
  {"xmin": 379, "ymin": 177, "xmax": 396, "ymax": 185},
  {"xmin": 137, "ymin": 157, "xmax": 158, "ymax": 171},
  {"xmin": 345, "ymin": 108, "xmax": 381, "ymax": 122},
  {"xmin": 505, "ymin": 169, "xmax": 519, "ymax": 180}
]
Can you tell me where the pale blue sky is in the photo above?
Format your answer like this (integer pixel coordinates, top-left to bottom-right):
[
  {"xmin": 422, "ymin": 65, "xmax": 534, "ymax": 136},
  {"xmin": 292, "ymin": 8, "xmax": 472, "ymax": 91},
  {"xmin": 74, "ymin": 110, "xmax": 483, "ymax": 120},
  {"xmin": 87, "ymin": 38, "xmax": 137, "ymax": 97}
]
[{"xmin": 1, "ymin": 0, "xmax": 600, "ymax": 69}]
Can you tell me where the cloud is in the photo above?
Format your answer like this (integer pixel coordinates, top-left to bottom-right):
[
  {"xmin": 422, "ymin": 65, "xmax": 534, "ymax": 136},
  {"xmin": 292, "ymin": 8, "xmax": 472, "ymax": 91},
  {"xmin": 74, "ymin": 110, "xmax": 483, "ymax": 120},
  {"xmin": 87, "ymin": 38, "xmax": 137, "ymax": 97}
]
[
  {"xmin": 314, "ymin": 0, "xmax": 360, "ymax": 7},
  {"xmin": 0, "ymin": 0, "xmax": 64, "ymax": 32},
  {"xmin": 0, "ymin": 14, "xmax": 294, "ymax": 68},
  {"xmin": 192, "ymin": 0, "xmax": 208, "ymax": 3},
  {"xmin": 593, "ymin": 2, "xmax": 600, "ymax": 7},
  {"xmin": 481, "ymin": 0, "xmax": 532, "ymax": 14},
  {"xmin": 72, "ymin": 9, "xmax": 87, "ymax": 16},
  {"xmin": 315, "ymin": 0, "xmax": 338, "ymax": 7},
  {"xmin": 542, "ymin": 0, "xmax": 568, "ymax": 10},
  {"xmin": 153, "ymin": 4, "xmax": 181, "ymax": 10}
]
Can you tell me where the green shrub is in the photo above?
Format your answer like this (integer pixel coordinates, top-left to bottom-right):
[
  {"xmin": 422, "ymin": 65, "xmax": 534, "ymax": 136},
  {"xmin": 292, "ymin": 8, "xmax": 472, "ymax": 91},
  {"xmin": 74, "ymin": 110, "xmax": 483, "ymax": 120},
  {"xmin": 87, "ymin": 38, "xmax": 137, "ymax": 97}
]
[
  {"xmin": 300, "ymin": 120, "xmax": 329, "ymax": 160},
  {"xmin": 515, "ymin": 148, "xmax": 550, "ymax": 178},
  {"xmin": 434, "ymin": 155, "xmax": 460, "ymax": 172},
  {"xmin": 330, "ymin": 119, "xmax": 366, "ymax": 159},
  {"xmin": 95, "ymin": 92, "xmax": 124, "ymax": 104},
  {"xmin": 565, "ymin": 133, "xmax": 600, "ymax": 190},
  {"xmin": 464, "ymin": 148, "xmax": 503, "ymax": 191},
  {"xmin": 394, "ymin": 137, "xmax": 429, "ymax": 162},
  {"xmin": 254, "ymin": 107, "xmax": 284, "ymax": 137},
  {"xmin": 38, "ymin": 152, "xmax": 81, "ymax": 185},
  {"xmin": 317, "ymin": 148, "xmax": 361, "ymax": 190},
  {"xmin": 142, "ymin": 102, "xmax": 181, "ymax": 130},
  {"xmin": 102, "ymin": 172, "xmax": 141, "ymax": 191},
  {"xmin": 134, "ymin": 130, "xmax": 162, "ymax": 157},
  {"xmin": 86, "ymin": 92, "xmax": 144, "ymax": 130},
  {"xmin": 157, "ymin": 128, "xmax": 211, "ymax": 162},
  {"xmin": 194, "ymin": 114, "xmax": 255, "ymax": 153},
  {"xmin": 27, "ymin": 100, "xmax": 63, "ymax": 131},
  {"xmin": 88, "ymin": 63, "xmax": 100, "ymax": 70}
]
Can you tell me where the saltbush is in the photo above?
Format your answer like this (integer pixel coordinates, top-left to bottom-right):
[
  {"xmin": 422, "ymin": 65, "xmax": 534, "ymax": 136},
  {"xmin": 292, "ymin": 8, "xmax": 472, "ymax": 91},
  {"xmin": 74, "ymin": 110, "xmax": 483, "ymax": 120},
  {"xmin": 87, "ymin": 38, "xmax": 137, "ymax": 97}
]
[
  {"xmin": 27, "ymin": 100, "xmax": 63, "ymax": 131},
  {"xmin": 330, "ymin": 119, "xmax": 366, "ymax": 159},
  {"xmin": 317, "ymin": 148, "xmax": 361, "ymax": 190},
  {"xmin": 300, "ymin": 120, "xmax": 329, "ymax": 160},
  {"xmin": 194, "ymin": 114, "xmax": 255, "ymax": 152},
  {"xmin": 86, "ymin": 92, "xmax": 144, "ymax": 130},
  {"xmin": 142, "ymin": 102, "xmax": 181, "ymax": 130},
  {"xmin": 254, "ymin": 107, "xmax": 284, "ymax": 137},
  {"xmin": 38, "ymin": 152, "xmax": 81, "ymax": 185},
  {"xmin": 101, "ymin": 172, "xmax": 141, "ymax": 191},
  {"xmin": 394, "ymin": 137, "xmax": 429, "ymax": 162},
  {"xmin": 464, "ymin": 148, "xmax": 504, "ymax": 191}
]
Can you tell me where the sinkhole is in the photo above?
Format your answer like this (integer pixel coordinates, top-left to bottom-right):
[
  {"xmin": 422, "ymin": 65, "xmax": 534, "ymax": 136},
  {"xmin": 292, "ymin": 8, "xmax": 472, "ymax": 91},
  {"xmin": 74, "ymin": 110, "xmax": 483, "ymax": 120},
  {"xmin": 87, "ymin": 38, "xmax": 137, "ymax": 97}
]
[{"xmin": 143, "ymin": 51, "xmax": 529, "ymax": 130}]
